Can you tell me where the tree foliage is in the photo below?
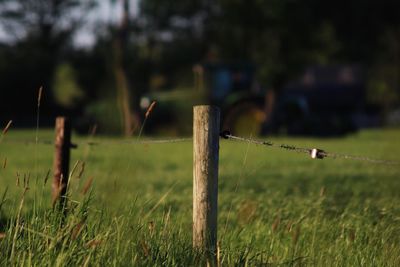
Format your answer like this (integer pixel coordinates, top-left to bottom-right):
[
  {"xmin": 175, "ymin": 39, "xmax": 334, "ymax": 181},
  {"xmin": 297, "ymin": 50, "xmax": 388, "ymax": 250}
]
[
  {"xmin": 0, "ymin": 0, "xmax": 399, "ymax": 128},
  {"xmin": 137, "ymin": 0, "xmax": 400, "ymax": 89},
  {"xmin": 0, "ymin": 0, "xmax": 95, "ymax": 122}
]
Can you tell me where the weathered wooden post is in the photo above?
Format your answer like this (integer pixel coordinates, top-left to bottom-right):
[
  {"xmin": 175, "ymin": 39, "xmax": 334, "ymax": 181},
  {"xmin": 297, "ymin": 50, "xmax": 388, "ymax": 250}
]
[
  {"xmin": 52, "ymin": 117, "xmax": 72, "ymax": 209},
  {"xmin": 193, "ymin": 105, "xmax": 220, "ymax": 256}
]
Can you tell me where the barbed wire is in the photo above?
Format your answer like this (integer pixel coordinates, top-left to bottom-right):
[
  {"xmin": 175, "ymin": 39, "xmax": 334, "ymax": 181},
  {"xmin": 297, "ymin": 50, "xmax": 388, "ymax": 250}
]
[
  {"xmin": 2, "ymin": 132, "xmax": 398, "ymax": 166},
  {"xmin": 219, "ymin": 131, "xmax": 399, "ymax": 166}
]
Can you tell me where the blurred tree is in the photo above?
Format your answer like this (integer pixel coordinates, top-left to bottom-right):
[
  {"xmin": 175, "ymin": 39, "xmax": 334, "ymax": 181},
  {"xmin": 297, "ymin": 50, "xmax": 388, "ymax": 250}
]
[
  {"xmin": 0, "ymin": 0, "xmax": 95, "ymax": 122},
  {"xmin": 1, "ymin": 0, "xmax": 399, "ymax": 129},
  {"xmin": 138, "ymin": 0, "xmax": 214, "ymax": 79},
  {"xmin": 68, "ymin": 36, "xmax": 126, "ymax": 134},
  {"xmin": 367, "ymin": 26, "xmax": 400, "ymax": 113},
  {"xmin": 112, "ymin": 0, "xmax": 139, "ymax": 136},
  {"xmin": 52, "ymin": 63, "xmax": 85, "ymax": 109},
  {"xmin": 137, "ymin": 0, "xmax": 400, "ymax": 92},
  {"xmin": 138, "ymin": 0, "xmax": 338, "ymax": 88}
]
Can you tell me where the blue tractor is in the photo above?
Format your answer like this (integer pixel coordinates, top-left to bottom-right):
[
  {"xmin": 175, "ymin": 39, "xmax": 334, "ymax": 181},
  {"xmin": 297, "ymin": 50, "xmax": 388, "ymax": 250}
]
[{"xmin": 140, "ymin": 64, "xmax": 366, "ymax": 136}]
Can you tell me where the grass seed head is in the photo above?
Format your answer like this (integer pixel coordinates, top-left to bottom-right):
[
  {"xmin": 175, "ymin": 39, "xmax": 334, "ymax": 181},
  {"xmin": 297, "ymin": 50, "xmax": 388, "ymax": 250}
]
[
  {"xmin": 148, "ymin": 221, "xmax": 155, "ymax": 235},
  {"xmin": 86, "ymin": 239, "xmax": 102, "ymax": 248},
  {"xmin": 77, "ymin": 162, "xmax": 85, "ymax": 179},
  {"xmin": 145, "ymin": 101, "xmax": 157, "ymax": 119},
  {"xmin": 2, "ymin": 120, "xmax": 12, "ymax": 135},
  {"xmin": 82, "ymin": 176, "xmax": 94, "ymax": 195},
  {"xmin": 286, "ymin": 220, "xmax": 293, "ymax": 232},
  {"xmin": 291, "ymin": 225, "xmax": 301, "ymax": 245},
  {"xmin": 37, "ymin": 86, "xmax": 43, "ymax": 107},
  {"xmin": 272, "ymin": 216, "xmax": 281, "ymax": 233},
  {"xmin": 71, "ymin": 221, "xmax": 85, "ymax": 240}
]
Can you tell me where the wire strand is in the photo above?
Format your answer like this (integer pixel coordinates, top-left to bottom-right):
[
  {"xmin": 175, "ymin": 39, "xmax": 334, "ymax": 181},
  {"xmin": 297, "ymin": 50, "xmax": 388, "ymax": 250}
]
[
  {"xmin": 2, "ymin": 133, "xmax": 398, "ymax": 166},
  {"xmin": 221, "ymin": 131, "xmax": 399, "ymax": 166}
]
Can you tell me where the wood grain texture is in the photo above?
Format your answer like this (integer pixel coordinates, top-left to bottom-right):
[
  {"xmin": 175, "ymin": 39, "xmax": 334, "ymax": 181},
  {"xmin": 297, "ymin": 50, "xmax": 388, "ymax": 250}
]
[
  {"xmin": 193, "ymin": 106, "xmax": 220, "ymax": 254},
  {"xmin": 52, "ymin": 117, "xmax": 71, "ymax": 209}
]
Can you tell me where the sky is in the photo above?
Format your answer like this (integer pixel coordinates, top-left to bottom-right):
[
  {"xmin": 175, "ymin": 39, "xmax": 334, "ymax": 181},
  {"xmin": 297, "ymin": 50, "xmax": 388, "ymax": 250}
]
[
  {"xmin": 0, "ymin": 0, "xmax": 139, "ymax": 47},
  {"xmin": 74, "ymin": 0, "xmax": 139, "ymax": 47}
]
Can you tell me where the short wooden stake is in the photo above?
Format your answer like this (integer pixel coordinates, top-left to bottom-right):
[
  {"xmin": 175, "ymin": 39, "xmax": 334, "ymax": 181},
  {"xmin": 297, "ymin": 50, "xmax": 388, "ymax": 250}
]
[
  {"xmin": 193, "ymin": 105, "xmax": 220, "ymax": 256},
  {"xmin": 52, "ymin": 117, "xmax": 72, "ymax": 209}
]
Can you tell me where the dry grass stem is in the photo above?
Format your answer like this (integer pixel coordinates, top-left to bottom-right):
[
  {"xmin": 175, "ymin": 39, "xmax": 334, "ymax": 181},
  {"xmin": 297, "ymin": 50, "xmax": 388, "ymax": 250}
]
[
  {"xmin": 292, "ymin": 225, "xmax": 301, "ymax": 245},
  {"xmin": 37, "ymin": 86, "xmax": 43, "ymax": 107},
  {"xmin": 44, "ymin": 169, "xmax": 50, "ymax": 185},
  {"xmin": 10, "ymin": 187, "xmax": 29, "ymax": 263},
  {"xmin": 138, "ymin": 101, "xmax": 157, "ymax": 139},
  {"xmin": 89, "ymin": 124, "xmax": 98, "ymax": 136},
  {"xmin": 2, "ymin": 120, "xmax": 12, "ymax": 135},
  {"xmin": 272, "ymin": 216, "xmax": 281, "ymax": 233},
  {"xmin": 82, "ymin": 176, "xmax": 94, "ymax": 195},
  {"xmin": 217, "ymin": 241, "xmax": 221, "ymax": 267},
  {"xmin": 140, "ymin": 240, "xmax": 150, "ymax": 257},
  {"xmin": 145, "ymin": 101, "xmax": 157, "ymax": 118},
  {"xmin": 143, "ymin": 183, "xmax": 176, "ymax": 219},
  {"xmin": 16, "ymin": 172, "xmax": 20, "ymax": 187},
  {"xmin": 23, "ymin": 173, "xmax": 30, "ymax": 188},
  {"xmin": 71, "ymin": 221, "xmax": 85, "ymax": 240},
  {"xmin": 286, "ymin": 220, "xmax": 293, "ymax": 232},
  {"xmin": 70, "ymin": 160, "xmax": 80, "ymax": 180},
  {"xmin": 82, "ymin": 255, "xmax": 91, "ymax": 267},
  {"xmin": 78, "ymin": 162, "xmax": 85, "ymax": 179},
  {"xmin": 86, "ymin": 239, "xmax": 102, "ymax": 248},
  {"xmin": 148, "ymin": 221, "xmax": 155, "ymax": 235}
]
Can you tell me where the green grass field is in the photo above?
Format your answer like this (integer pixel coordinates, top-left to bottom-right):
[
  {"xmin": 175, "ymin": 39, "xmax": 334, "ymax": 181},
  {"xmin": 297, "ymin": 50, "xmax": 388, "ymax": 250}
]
[{"xmin": 0, "ymin": 129, "xmax": 399, "ymax": 266}]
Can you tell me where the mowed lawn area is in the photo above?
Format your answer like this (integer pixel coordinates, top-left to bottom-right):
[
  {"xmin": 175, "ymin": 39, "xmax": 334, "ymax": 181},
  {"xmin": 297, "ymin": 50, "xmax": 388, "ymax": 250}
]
[{"xmin": 0, "ymin": 129, "xmax": 399, "ymax": 266}]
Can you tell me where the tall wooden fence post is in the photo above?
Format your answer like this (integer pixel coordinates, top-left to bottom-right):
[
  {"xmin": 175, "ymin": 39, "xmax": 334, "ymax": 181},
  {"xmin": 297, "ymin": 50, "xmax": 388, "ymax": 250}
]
[
  {"xmin": 52, "ymin": 117, "xmax": 72, "ymax": 209},
  {"xmin": 193, "ymin": 105, "xmax": 220, "ymax": 256}
]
